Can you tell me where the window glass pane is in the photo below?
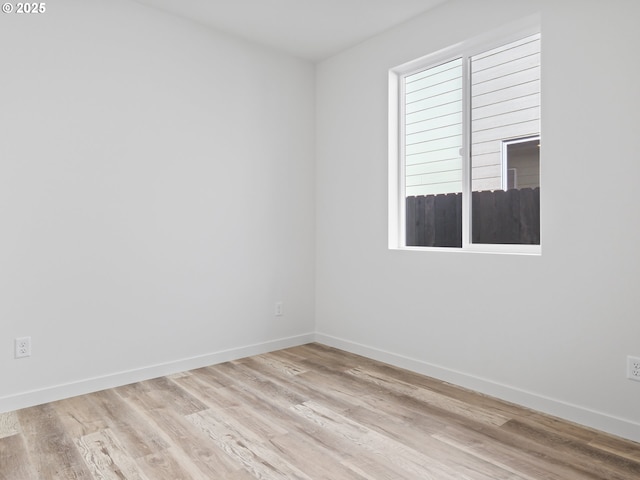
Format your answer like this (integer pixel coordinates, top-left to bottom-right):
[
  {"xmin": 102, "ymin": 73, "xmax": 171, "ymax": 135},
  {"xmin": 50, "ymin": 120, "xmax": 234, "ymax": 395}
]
[
  {"xmin": 470, "ymin": 34, "xmax": 541, "ymax": 245},
  {"xmin": 404, "ymin": 58, "xmax": 463, "ymax": 247}
]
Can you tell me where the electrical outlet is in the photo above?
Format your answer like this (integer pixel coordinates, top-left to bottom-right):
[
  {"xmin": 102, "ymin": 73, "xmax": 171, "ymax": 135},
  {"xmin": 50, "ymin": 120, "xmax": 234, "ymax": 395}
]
[
  {"xmin": 627, "ymin": 356, "xmax": 640, "ymax": 382},
  {"xmin": 15, "ymin": 337, "xmax": 31, "ymax": 359},
  {"xmin": 275, "ymin": 301, "xmax": 284, "ymax": 316}
]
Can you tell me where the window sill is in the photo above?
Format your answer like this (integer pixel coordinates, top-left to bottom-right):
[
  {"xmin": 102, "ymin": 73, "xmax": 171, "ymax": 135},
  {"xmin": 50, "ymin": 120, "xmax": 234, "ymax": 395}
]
[{"xmin": 392, "ymin": 244, "xmax": 541, "ymax": 256}]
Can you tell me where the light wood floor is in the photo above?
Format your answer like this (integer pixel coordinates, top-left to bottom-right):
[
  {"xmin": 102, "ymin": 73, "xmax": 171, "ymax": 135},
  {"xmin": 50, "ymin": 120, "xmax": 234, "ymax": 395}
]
[{"xmin": 1, "ymin": 343, "xmax": 639, "ymax": 479}]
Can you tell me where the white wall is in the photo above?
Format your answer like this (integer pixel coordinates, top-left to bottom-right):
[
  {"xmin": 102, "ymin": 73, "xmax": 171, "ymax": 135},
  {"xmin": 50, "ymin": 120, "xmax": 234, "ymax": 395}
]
[
  {"xmin": 316, "ymin": 0, "xmax": 640, "ymax": 442},
  {"xmin": 0, "ymin": 0, "xmax": 315, "ymax": 410}
]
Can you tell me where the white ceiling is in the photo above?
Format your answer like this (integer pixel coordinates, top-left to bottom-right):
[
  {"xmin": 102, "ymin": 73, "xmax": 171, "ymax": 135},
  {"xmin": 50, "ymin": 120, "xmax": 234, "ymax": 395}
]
[{"xmin": 132, "ymin": 0, "xmax": 449, "ymax": 61}]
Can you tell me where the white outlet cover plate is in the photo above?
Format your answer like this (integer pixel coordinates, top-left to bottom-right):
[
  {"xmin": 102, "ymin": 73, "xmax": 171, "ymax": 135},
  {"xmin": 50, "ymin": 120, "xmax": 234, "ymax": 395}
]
[
  {"xmin": 15, "ymin": 336, "xmax": 31, "ymax": 358},
  {"xmin": 627, "ymin": 355, "xmax": 640, "ymax": 382}
]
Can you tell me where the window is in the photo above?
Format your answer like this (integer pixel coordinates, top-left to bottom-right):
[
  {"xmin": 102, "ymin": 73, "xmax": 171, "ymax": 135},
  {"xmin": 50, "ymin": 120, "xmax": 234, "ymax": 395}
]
[
  {"xmin": 389, "ymin": 25, "xmax": 541, "ymax": 254},
  {"xmin": 502, "ymin": 136, "xmax": 540, "ymax": 191}
]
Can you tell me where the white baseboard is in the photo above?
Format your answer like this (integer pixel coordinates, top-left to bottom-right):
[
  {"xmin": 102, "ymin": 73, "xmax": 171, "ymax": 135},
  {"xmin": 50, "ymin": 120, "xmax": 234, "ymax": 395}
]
[
  {"xmin": 0, "ymin": 333, "xmax": 315, "ymax": 415},
  {"xmin": 315, "ymin": 332, "xmax": 640, "ymax": 444},
  {"xmin": 4, "ymin": 331, "xmax": 639, "ymax": 444}
]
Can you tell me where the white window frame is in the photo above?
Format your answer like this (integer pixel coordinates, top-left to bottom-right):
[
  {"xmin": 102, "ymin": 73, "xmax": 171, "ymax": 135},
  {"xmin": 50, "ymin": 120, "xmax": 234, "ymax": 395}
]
[{"xmin": 388, "ymin": 16, "xmax": 541, "ymax": 255}]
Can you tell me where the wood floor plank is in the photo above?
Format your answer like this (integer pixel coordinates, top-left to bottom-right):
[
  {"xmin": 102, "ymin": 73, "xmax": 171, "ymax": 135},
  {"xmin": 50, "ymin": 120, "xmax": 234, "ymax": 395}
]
[
  {"xmin": 0, "ymin": 434, "xmax": 39, "ymax": 480},
  {"xmin": 112, "ymin": 376, "xmax": 253, "ymax": 478},
  {"xmin": 183, "ymin": 382, "xmax": 291, "ymax": 444},
  {"xmin": 183, "ymin": 363, "xmax": 415, "ymax": 479},
  {"xmin": 201, "ymin": 359, "xmax": 312, "ymax": 412},
  {"xmin": 188, "ymin": 365, "xmax": 233, "ymax": 388},
  {"xmin": 75, "ymin": 428, "xmax": 151, "ymax": 480},
  {"xmin": 0, "ymin": 412, "xmax": 19, "ymax": 439},
  {"xmin": 187, "ymin": 408, "xmax": 313, "ymax": 480},
  {"xmin": 135, "ymin": 446, "xmax": 209, "ymax": 480},
  {"xmin": 170, "ymin": 371, "xmax": 243, "ymax": 409},
  {"xmin": 52, "ymin": 393, "xmax": 110, "ymax": 439},
  {"xmin": 291, "ymin": 400, "xmax": 490, "ymax": 480},
  {"xmin": 296, "ymin": 343, "xmax": 529, "ymax": 423},
  {"xmin": 344, "ymin": 404, "xmax": 517, "ymax": 479},
  {"xmin": 589, "ymin": 435, "xmax": 640, "ymax": 463},
  {"xmin": 432, "ymin": 426, "xmax": 591, "ymax": 480},
  {"xmin": 88, "ymin": 389, "xmax": 170, "ymax": 459},
  {"xmin": 249, "ymin": 352, "xmax": 309, "ymax": 377},
  {"xmin": 2, "ymin": 343, "xmax": 639, "ymax": 480},
  {"xmin": 116, "ymin": 376, "xmax": 208, "ymax": 416},
  {"xmin": 236, "ymin": 354, "xmax": 388, "ymax": 416},
  {"xmin": 347, "ymin": 366, "xmax": 511, "ymax": 427},
  {"xmin": 265, "ymin": 432, "xmax": 368, "ymax": 480},
  {"xmin": 148, "ymin": 406, "xmax": 255, "ymax": 479},
  {"xmin": 17, "ymin": 404, "xmax": 94, "ymax": 479},
  {"xmin": 500, "ymin": 418, "xmax": 640, "ymax": 480}
]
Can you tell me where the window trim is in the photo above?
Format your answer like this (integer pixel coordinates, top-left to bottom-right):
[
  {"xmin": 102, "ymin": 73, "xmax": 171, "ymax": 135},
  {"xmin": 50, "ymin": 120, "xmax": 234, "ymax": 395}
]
[{"xmin": 389, "ymin": 16, "xmax": 541, "ymax": 255}]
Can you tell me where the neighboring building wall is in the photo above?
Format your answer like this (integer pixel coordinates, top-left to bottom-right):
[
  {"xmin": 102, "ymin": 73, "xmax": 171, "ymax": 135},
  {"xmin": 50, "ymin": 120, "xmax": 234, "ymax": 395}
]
[
  {"xmin": 404, "ymin": 59, "xmax": 464, "ymax": 197},
  {"xmin": 405, "ymin": 33, "xmax": 541, "ymax": 196},
  {"xmin": 471, "ymin": 33, "xmax": 541, "ymax": 192}
]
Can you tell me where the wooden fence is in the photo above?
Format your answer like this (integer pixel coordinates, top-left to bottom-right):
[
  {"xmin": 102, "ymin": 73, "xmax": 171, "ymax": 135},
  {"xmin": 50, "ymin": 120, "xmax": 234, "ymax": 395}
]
[
  {"xmin": 406, "ymin": 192, "xmax": 462, "ymax": 247},
  {"xmin": 406, "ymin": 187, "xmax": 540, "ymax": 247}
]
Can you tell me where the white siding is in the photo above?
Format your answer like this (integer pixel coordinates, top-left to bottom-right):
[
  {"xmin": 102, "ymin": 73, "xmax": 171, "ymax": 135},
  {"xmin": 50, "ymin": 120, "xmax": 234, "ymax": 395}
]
[
  {"xmin": 404, "ymin": 58, "xmax": 463, "ymax": 196},
  {"xmin": 404, "ymin": 33, "xmax": 541, "ymax": 196},
  {"xmin": 471, "ymin": 34, "xmax": 541, "ymax": 191}
]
